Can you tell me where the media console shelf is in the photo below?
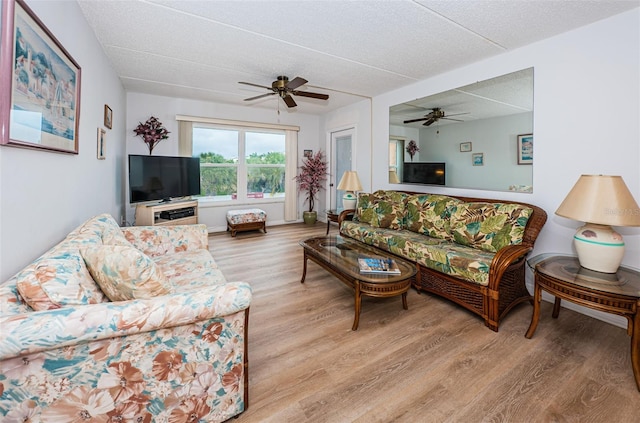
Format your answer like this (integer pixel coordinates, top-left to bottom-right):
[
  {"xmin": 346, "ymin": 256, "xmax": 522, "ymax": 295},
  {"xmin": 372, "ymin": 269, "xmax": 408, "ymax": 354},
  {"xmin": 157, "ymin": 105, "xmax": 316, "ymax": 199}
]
[{"xmin": 135, "ymin": 199, "xmax": 198, "ymax": 226}]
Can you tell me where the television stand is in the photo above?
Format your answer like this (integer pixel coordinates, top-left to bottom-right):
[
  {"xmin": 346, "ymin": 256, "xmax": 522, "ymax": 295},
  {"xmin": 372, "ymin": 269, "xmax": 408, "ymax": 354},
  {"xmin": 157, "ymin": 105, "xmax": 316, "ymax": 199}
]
[{"xmin": 135, "ymin": 199, "xmax": 198, "ymax": 226}]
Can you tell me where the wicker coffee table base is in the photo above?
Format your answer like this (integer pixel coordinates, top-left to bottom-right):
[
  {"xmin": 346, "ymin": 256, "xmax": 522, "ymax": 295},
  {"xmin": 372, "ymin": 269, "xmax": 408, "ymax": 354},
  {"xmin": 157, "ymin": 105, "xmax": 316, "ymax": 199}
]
[{"xmin": 300, "ymin": 247, "xmax": 412, "ymax": 330}]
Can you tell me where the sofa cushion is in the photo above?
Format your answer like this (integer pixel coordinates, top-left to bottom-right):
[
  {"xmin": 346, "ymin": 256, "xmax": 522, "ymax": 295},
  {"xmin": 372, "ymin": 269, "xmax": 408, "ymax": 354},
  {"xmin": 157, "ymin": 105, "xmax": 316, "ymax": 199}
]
[
  {"xmin": 15, "ymin": 255, "xmax": 107, "ymax": 311},
  {"xmin": 341, "ymin": 220, "xmax": 494, "ymax": 285},
  {"xmin": 353, "ymin": 190, "xmax": 407, "ymax": 229},
  {"xmin": 405, "ymin": 194, "xmax": 461, "ymax": 240},
  {"xmin": 77, "ymin": 213, "xmax": 131, "ymax": 246},
  {"xmin": 81, "ymin": 245, "xmax": 173, "ymax": 301},
  {"xmin": 121, "ymin": 225, "xmax": 209, "ymax": 258},
  {"xmin": 449, "ymin": 202, "xmax": 533, "ymax": 252},
  {"xmin": 340, "ymin": 220, "xmax": 402, "ymax": 251},
  {"xmin": 153, "ymin": 249, "xmax": 227, "ymax": 291},
  {"xmin": 0, "ymin": 278, "xmax": 32, "ymax": 315},
  {"xmin": 405, "ymin": 238, "xmax": 494, "ymax": 286}
]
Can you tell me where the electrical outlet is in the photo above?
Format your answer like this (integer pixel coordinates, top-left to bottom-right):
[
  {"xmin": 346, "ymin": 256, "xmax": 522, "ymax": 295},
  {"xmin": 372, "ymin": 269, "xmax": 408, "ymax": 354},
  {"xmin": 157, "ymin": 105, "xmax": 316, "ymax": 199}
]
[{"xmin": 120, "ymin": 215, "xmax": 126, "ymax": 226}]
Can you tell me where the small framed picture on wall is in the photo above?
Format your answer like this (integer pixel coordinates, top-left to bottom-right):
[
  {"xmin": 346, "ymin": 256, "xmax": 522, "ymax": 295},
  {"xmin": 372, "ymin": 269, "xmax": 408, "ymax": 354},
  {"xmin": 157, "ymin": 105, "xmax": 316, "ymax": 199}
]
[
  {"xmin": 97, "ymin": 128, "xmax": 106, "ymax": 159},
  {"xmin": 304, "ymin": 149, "xmax": 312, "ymax": 158},
  {"xmin": 460, "ymin": 142, "xmax": 472, "ymax": 152},
  {"xmin": 472, "ymin": 153, "xmax": 484, "ymax": 166},
  {"xmin": 104, "ymin": 105, "xmax": 113, "ymax": 129}
]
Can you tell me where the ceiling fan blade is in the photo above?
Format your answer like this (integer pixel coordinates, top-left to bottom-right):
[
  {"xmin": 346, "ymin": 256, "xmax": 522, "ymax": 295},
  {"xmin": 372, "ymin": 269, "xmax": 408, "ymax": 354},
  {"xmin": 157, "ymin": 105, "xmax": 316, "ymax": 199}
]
[
  {"xmin": 441, "ymin": 117, "xmax": 464, "ymax": 122},
  {"xmin": 404, "ymin": 103, "xmax": 433, "ymax": 111},
  {"xmin": 286, "ymin": 77, "xmax": 308, "ymax": 90},
  {"xmin": 283, "ymin": 94, "xmax": 297, "ymax": 108},
  {"xmin": 238, "ymin": 81, "xmax": 273, "ymax": 90},
  {"xmin": 292, "ymin": 90, "xmax": 329, "ymax": 100},
  {"xmin": 403, "ymin": 117, "xmax": 428, "ymax": 124},
  {"xmin": 444, "ymin": 112, "xmax": 470, "ymax": 117},
  {"xmin": 423, "ymin": 118, "xmax": 436, "ymax": 126},
  {"xmin": 244, "ymin": 92, "xmax": 276, "ymax": 102}
]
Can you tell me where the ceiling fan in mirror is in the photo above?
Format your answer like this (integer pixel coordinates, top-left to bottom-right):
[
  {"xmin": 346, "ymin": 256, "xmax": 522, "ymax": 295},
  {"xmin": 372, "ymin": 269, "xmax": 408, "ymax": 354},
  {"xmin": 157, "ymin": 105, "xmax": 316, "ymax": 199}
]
[
  {"xmin": 239, "ymin": 76, "xmax": 329, "ymax": 108},
  {"xmin": 403, "ymin": 108, "xmax": 468, "ymax": 126}
]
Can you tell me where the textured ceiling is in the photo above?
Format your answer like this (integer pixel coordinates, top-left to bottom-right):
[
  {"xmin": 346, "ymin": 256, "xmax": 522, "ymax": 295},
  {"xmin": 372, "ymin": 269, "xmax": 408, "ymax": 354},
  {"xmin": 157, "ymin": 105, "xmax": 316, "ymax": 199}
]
[
  {"xmin": 77, "ymin": 0, "xmax": 639, "ymax": 115},
  {"xmin": 390, "ymin": 67, "xmax": 534, "ymax": 128}
]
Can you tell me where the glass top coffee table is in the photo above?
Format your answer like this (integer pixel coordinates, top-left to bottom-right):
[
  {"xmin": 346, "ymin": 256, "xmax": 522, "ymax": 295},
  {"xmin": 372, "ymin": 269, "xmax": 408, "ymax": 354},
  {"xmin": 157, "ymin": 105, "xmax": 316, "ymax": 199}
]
[{"xmin": 300, "ymin": 235, "xmax": 417, "ymax": 330}]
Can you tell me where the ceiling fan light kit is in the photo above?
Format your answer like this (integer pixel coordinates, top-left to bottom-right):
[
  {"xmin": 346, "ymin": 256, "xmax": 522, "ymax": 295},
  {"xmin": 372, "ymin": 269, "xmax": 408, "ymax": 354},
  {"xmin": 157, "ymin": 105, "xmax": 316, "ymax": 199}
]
[{"xmin": 239, "ymin": 75, "xmax": 329, "ymax": 108}]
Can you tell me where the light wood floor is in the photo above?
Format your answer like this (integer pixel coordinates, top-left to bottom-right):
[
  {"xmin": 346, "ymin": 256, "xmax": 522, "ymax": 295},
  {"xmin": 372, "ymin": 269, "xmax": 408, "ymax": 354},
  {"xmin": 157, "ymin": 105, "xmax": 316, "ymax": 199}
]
[{"xmin": 210, "ymin": 223, "xmax": 640, "ymax": 423}]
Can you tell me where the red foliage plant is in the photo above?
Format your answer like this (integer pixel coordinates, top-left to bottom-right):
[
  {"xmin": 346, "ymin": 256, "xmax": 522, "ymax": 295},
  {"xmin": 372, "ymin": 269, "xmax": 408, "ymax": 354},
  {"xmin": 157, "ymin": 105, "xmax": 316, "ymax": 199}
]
[
  {"xmin": 133, "ymin": 116, "xmax": 170, "ymax": 155},
  {"xmin": 294, "ymin": 150, "xmax": 328, "ymax": 212},
  {"xmin": 406, "ymin": 140, "xmax": 420, "ymax": 160}
]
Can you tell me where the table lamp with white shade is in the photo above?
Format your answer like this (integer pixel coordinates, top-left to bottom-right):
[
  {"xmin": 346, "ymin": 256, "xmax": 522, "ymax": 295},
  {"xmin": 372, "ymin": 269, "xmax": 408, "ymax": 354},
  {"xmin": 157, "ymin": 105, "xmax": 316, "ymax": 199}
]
[
  {"xmin": 337, "ymin": 171, "xmax": 363, "ymax": 210},
  {"xmin": 555, "ymin": 174, "xmax": 640, "ymax": 273}
]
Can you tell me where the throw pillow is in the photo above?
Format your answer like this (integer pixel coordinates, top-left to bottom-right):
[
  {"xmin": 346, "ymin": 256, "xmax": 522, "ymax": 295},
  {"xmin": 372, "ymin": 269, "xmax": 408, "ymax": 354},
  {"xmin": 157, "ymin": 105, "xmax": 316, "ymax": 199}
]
[
  {"xmin": 450, "ymin": 203, "xmax": 533, "ymax": 252},
  {"xmin": 80, "ymin": 245, "xmax": 173, "ymax": 301},
  {"xmin": 405, "ymin": 194, "xmax": 460, "ymax": 239},
  {"xmin": 15, "ymin": 256, "xmax": 107, "ymax": 311},
  {"xmin": 354, "ymin": 190, "xmax": 407, "ymax": 229}
]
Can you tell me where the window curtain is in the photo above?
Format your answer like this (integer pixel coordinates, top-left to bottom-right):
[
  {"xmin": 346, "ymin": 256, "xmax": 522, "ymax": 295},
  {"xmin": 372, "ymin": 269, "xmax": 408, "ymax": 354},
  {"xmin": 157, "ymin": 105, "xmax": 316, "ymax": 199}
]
[
  {"xmin": 284, "ymin": 130, "xmax": 298, "ymax": 221},
  {"xmin": 178, "ymin": 121, "xmax": 193, "ymax": 157}
]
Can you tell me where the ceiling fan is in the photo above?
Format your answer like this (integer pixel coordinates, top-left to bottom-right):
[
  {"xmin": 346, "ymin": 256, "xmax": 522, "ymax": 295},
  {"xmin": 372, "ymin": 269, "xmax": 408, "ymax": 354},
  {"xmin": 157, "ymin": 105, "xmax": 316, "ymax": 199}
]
[
  {"xmin": 403, "ymin": 108, "xmax": 467, "ymax": 126},
  {"xmin": 238, "ymin": 76, "xmax": 329, "ymax": 108}
]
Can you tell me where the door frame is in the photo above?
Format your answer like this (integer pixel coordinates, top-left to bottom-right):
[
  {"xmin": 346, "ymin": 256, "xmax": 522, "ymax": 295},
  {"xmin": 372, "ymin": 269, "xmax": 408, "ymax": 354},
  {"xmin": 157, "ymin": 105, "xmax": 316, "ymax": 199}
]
[{"xmin": 326, "ymin": 125, "xmax": 357, "ymax": 211}]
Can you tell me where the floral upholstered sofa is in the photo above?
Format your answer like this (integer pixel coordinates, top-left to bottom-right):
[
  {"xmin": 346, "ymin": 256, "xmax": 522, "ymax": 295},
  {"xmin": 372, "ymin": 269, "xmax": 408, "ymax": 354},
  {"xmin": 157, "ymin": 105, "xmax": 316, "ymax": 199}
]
[
  {"xmin": 0, "ymin": 214, "xmax": 252, "ymax": 422},
  {"xmin": 340, "ymin": 190, "xmax": 547, "ymax": 331}
]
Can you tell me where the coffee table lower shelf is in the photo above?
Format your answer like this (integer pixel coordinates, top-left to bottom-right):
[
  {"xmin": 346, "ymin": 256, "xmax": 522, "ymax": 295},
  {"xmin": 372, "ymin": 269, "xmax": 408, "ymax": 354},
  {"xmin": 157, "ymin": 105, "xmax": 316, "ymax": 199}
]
[{"xmin": 300, "ymin": 236, "xmax": 416, "ymax": 330}]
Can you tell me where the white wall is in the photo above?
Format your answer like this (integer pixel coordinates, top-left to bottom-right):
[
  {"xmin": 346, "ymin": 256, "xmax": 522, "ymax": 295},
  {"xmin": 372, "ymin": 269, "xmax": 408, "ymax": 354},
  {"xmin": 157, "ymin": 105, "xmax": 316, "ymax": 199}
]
[
  {"xmin": 125, "ymin": 93, "xmax": 322, "ymax": 231},
  {"xmin": 320, "ymin": 98, "xmax": 373, "ymax": 204},
  {"xmin": 0, "ymin": 1, "xmax": 126, "ymax": 281},
  {"xmin": 417, "ymin": 112, "xmax": 533, "ymax": 191},
  {"xmin": 369, "ymin": 9, "xmax": 640, "ymax": 327}
]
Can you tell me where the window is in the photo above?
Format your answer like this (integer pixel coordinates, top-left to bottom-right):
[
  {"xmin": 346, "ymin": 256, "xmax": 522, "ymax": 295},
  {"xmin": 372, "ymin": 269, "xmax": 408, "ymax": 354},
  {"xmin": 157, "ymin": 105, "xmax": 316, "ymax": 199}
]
[{"xmin": 193, "ymin": 124, "xmax": 286, "ymax": 202}]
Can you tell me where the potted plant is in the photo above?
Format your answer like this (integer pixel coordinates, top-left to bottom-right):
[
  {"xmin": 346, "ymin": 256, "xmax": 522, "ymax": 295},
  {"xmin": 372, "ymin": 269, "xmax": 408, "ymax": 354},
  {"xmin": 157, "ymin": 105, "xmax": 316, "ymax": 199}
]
[
  {"xmin": 133, "ymin": 116, "xmax": 170, "ymax": 155},
  {"xmin": 295, "ymin": 150, "xmax": 328, "ymax": 224}
]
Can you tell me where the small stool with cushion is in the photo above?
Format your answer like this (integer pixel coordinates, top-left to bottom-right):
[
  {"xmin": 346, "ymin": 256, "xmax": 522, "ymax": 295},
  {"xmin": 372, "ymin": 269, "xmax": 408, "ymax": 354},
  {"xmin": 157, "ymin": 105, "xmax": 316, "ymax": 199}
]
[{"xmin": 226, "ymin": 208, "xmax": 267, "ymax": 237}]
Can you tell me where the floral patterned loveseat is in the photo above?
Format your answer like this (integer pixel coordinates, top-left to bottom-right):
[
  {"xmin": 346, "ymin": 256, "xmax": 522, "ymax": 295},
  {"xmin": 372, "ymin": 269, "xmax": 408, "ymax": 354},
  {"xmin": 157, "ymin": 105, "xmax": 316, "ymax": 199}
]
[
  {"xmin": 0, "ymin": 214, "xmax": 252, "ymax": 422},
  {"xmin": 339, "ymin": 190, "xmax": 547, "ymax": 331}
]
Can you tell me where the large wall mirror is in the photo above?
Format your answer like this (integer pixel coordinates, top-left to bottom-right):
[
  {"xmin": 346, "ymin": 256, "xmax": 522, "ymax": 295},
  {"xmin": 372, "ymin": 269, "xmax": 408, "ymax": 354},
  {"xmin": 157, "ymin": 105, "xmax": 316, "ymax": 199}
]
[{"xmin": 389, "ymin": 68, "xmax": 533, "ymax": 192}]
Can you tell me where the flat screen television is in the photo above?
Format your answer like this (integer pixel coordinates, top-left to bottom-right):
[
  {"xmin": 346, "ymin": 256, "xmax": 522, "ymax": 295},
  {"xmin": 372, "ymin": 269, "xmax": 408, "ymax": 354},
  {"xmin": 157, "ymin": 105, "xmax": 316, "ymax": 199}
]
[
  {"xmin": 129, "ymin": 155, "xmax": 201, "ymax": 203},
  {"xmin": 403, "ymin": 162, "xmax": 446, "ymax": 185}
]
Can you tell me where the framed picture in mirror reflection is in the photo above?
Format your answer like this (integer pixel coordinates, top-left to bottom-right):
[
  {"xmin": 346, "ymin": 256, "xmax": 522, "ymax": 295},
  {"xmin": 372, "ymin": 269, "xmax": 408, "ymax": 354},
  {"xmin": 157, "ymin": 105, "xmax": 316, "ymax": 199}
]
[
  {"xmin": 472, "ymin": 153, "xmax": 484, "ymax": 166},
  {"xmin": 517, "ymin": 134, "xmax": 533, "ymax": 165}
]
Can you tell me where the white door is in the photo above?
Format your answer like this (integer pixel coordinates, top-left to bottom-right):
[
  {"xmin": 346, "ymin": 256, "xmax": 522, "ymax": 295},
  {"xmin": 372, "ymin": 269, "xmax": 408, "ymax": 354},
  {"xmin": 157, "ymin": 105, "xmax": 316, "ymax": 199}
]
[{"xmin": 330, "ymin": 128, "xmax": 354, "ymax": 210}]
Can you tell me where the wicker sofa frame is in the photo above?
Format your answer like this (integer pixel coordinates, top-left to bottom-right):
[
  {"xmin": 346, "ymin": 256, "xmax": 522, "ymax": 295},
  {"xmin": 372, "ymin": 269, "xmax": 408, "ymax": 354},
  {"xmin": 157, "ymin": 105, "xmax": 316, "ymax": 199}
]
[{"xmin": 339, "ymin": 192, "xmax": 547, "ymax": 332}]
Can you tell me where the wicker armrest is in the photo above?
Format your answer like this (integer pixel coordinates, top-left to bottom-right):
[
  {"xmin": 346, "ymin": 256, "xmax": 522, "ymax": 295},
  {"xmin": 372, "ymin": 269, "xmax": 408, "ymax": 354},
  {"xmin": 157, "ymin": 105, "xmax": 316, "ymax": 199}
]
[
  {"xmin": 487, "ymin": 245, "xmax": 532, "ymax": 290},
  {"xmin": 338, "ymin": 209, "xmax": 355, "ymax": 226}
]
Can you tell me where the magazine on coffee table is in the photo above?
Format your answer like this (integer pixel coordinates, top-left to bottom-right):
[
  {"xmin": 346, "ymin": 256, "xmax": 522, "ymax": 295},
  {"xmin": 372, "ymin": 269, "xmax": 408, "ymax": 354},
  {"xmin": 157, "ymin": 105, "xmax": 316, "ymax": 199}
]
[{"xmin": 358, "ymin": 257, "xmax": 401, "ymax": 274}]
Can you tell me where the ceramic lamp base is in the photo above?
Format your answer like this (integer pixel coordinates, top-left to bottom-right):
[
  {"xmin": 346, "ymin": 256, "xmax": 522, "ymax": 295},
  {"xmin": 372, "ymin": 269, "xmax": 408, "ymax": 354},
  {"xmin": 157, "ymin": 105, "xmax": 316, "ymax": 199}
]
[
  {"xmin": 574, "ymin": 223, "xmax": 624, "ymax": 273},
  {"xmin": 343, "ymin": 192, "xmax": 357, "ymax": 210}
]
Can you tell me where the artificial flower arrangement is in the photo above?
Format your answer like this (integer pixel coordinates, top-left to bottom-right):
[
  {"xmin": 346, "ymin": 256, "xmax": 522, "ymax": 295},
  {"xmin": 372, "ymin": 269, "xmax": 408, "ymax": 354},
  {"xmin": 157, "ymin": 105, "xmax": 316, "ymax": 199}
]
[
  {"xmin": 406, "ymin": 140, "xmax": 420, "ymax": 161},
  {"xmin": 133, "ymin": 116, "xmax": 170, "ymax": 155},
  {"xmin": 294, "ymin": 150, "xmax": 328, "ymax": 212}
]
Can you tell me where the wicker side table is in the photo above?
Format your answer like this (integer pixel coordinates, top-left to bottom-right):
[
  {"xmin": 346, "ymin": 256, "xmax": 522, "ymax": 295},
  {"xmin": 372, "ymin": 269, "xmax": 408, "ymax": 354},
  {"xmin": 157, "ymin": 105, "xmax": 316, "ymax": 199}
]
[{"xmin": 525, "ymin": 254, "xmax": 640, "ymax": 391}]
